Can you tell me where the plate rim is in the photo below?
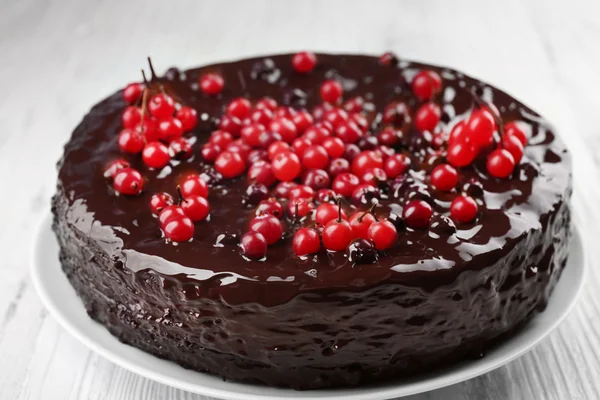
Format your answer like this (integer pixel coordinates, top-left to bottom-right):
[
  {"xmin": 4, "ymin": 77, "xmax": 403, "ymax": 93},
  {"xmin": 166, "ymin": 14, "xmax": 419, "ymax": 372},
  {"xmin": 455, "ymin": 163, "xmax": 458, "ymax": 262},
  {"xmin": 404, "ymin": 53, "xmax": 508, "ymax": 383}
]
[{"xmin": 30, "ymin": 212, "xmax": 587, "ymax": 400}]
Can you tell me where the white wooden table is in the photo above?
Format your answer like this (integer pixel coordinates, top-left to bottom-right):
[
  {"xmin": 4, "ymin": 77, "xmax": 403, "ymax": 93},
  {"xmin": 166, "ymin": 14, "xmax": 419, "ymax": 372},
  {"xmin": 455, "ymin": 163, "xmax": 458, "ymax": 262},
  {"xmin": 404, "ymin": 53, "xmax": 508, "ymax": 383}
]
[{"xmin": 1, "ymin": 0, "xmax": 600, "ymax": 398}]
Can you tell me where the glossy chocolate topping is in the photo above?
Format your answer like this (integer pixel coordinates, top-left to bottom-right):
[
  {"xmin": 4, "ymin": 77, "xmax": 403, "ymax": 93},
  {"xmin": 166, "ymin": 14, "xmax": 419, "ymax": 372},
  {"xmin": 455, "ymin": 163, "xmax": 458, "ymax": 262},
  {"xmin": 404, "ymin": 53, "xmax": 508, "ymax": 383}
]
[{"xmin": 56, "ymin": 53, "xmax": 571, "ymax": 307}]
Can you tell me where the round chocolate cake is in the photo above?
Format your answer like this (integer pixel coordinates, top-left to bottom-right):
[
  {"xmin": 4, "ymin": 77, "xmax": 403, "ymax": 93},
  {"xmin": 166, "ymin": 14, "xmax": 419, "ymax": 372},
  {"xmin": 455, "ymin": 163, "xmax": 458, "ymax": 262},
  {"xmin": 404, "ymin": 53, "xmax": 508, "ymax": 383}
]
[{"xmin": 52, "ymin": 52, "xmax": 572, "ymax": 390}]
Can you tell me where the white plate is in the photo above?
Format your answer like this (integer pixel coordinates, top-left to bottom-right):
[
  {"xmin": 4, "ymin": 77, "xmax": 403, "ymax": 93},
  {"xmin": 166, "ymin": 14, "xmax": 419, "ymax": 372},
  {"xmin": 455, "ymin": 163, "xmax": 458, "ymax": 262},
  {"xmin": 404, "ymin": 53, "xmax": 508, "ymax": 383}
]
[{"xmin": 31, "ymin": 212, "xmax": 586, "ymax": 400}]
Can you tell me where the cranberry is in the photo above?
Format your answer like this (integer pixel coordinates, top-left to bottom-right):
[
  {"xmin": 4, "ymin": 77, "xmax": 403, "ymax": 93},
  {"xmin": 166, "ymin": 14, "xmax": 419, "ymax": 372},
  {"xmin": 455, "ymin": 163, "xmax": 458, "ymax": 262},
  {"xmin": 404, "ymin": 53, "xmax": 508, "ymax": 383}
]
[
  {"xmin": 123, "ymin": 83, "xmax": 143, "ymax": 104},
  {"xmin": 148, "ymin": 94, "xmax": 175, "ymax": 120},
  {"xmin": 377, "ymin": 127, "xmax": 400, "ymax": 146},
  {"xmin": 168, "ymin": 137, "xmax": 193, "ymax": 159},
  {"xmin": 292, "ymin": 51, "xmax": 318, "ymax": 73},
  {"xmin": 321, "ymin": 137, "xmax": 346, "ymax": 159},
  {"xmin": 343, "ymin": 143, "xmax": 361, "ymax": 161},
  {"xmin": 247, "ymin": 149, "xmax": 269, "ymax": 164},
  {"xmin": 113, "ymin": 168, "xmax": 143, "ymax": 195},
  {"xmin": 289, "ymin": 185, "xmax": 315, "ymax": 201},
  {"xmin": 210, "ymin": 130, "xmax": 234, "ymax": 148},
  {"xmin": 176, "ymin": 106, "xmax": 198, "ymax": 131},
  {"xmin": 447, "ymin": 142, "xmax": 477, "ymax": 167},
  {"xmin": 292, "ymin": 137, "xmax": 313, "ymax": 158},
  {"xmin": 352, "ymin": 150, "xmax": 384, "ymax": 176},
  {"xmin": 157, "ymin": 117, "xmax": 184, "ymax": 142},
  {"xmin": 302, "ymin": 168, "xmax": 331, "ymax": 190},
  {"xmin": 450, "ymin": 195, "xmax": 478, "ymax": 223},
  {"xmin": 118, "ymin": 129, "xmax": 145, "ymax": 154},
  {"xmin": 503, "ymin": 134, "xmax": 524, "ymax": 163},
  {"xmin": 122, "ymin": 106, "xmax": 142, "ymax": 128},
  {"xmin": 249, "ymin": 214, "xmax": 283, "ymax": 245},
  {"xmin": 302, "ymin": 145, "xmax": 329, "ymax": 169},
  {"xmin": 136, "ymin": 118, "xmax": 159, "ymax": 142},
  {"xmin": 201, "ymin": 143, "xmax": 222, "ymax": 162},
  {"xmin": 431, "ymin": 164, "xmax": 458, "ymax": 191},
  {"xmin": 219, "ymin": 115, "xmax": 242, "ymax": 137},
  {"xmin": 164, "ymin": 217, "xmax": 194, "ymax": 242},
  {"xmin": 272, "ymin": 152, "xmax": 302, "ymax": 181},
  {"xmin": 466, "ymin": 109, "xmax": 495, "ymax": 148},
  {"xmin": 180, "ymin": 174, "xmax": 208, "ymax": 198},
  {"xmin": 449, "ymin": 120, "xmax": 467, "ymax": 146},
  {"xmin": 150, "ymin": 192, "xmax": 174, "ymax": 215},
  {"xmin": 376, "ymin": 145, "xmax": 396, "ymax": 159},
  {"xmin": 322, "ymin": 218, "xmax": 353, "ymax": 251},
  {"xmin": 256, "ymin": 198, "xmax": 284, "ymax": 218},
  {"xmin": 351, "ymin": 184, "xmax": 380, "ymax": 206},
  {"xmin": 287, "ymin": 198, "xmax": 315, "ymax": 219},
  {"xmin": 255, "ymin": 97, "xmax": 278, "ymax": 111},
  {"xmin": 368, "ymin": 220, "xmax": 398, "ymax": 250},
  {"xmin": 312, "ymin": 103, "xmax": 334, "ymax": 120},
  {"xmin": 181, "ymin": 195, "xmax": 210, "ymax": 221},
  {"xmin": 357, "ymin": 136, "xmax": 379, "ymax": 151},
  {"xmin": 487, "ymin": 149, "xmax": 515, "ymax": 178},
  {"xmin": 504, "ymin": 122, "xmax": 527, "ymax": 146},
  {"xmin": 384, "ymin": 154, "xmax": 410, "ymax": 179},
  {"xmin": 344, "ymin": 96, "xmax": 364, "ymax": 113},
  {"xmin": 104, "ymin": 159, "xmax": 130, "ymax": 179},
  {"xmin": 383, "ymin": 102, "xmax": 409, "ymax": 125},
  {"xmin": 200, "ymin": 73, "xmax": 224, "ymax": 95},
  {"xmin": 316, "ymin": 188, "xmax": 337, "ymax": 203},
  {"xmin": 328, "ymin": 157, "xmax": 351, "ymax": 177},
  {"xmin": 292, "ymin": 228, "xmax": 321, "ymax": 256},
  {"xmin": 267, "ymin": 141, "xmax": 292, "ymax": 162},
  {"xmin": 303, "ymin": 126, "xmax": 329, "ymax": 144},
  {"xmin": 250, "ymin": 108, "xmax": 273, "ymax": 126},
  {"xmin": 411, "ymin": 70, "xmax": 442, "ymax": 100},
  {"xmin": 403, "ymin": 200, "xmax": 432, "ymax": 229},
  {"xmin": 243, "ymin": 182, "xmax": 269, "ymax": 206},
  {"xmin": 315, "ymin": 120, "xmax": 334, "ymax": 133},
  {"xmin": 379, "ymin": 52, "xmax": 399, "ymax": 66},
  {"xmin": 274, "ymin": 181, "xmax": 298, "ymax": 199},
  {"xmin": 347, "ymin": 238, "xmax": 378, "ymax": 264},
  {"xmin": 292, "ymin": 111, "xmax": 314, "ymax": 134},
  {"xmin": 241, "ymin": 123, "xmax": 266, "ymax": 147},
  {"xmin": 315, "ymin": 203, "xmax": 347, "ymax": 225},
  {"xmin": 226, "ymin": 97, "xmax": 252, "ymax": 119},
  {"xmin": 226, "ymin": 140, "xmax": 252, "ymax": 160},
  {"xmin": 240, "ymin": 231, "xmax": 268, "ymax": 259},
  {"xmin": 349, "ymin": 211, "xmax": 376, "ymax": 239},
  {"xmin": 320, "ymin": 80, "xmax": 343, "ymax": 104},
  {"xmin": 323, "ymin": 109, "xmax": 348, "ymax": 128},
  {"xmin": 335, "ymin": 121, "xmax": 363, "ymax": 144},
  {"xmin": 415, "ymin": 102, "xmax": 441, "ymax": 132},
  {"xmin": 361, "ymin": 167, "xmax": 387, "ymax": 185},
  {"xmin": 269, "ymin": 118, "xmax": 297, "ymax": 143},
  {"xmin": 159, "ymin": 205, "xmax": 186, "ymax": 226},
  {"xmin": 215, "ymin": 151, "xmax": 246, "ymax": 179},
  {"xmin": 332, "ymin": 172, "xmax": 360, "ymax": 197},
  {"xmin": 350, "ymin": 113, "xmax": 369, "ymax": 133},
  {"xmin": 248, "ymin": 160, "xmax": 276, "ymax": 186},
  {"xmin": 142, "ymin": 142, "xmax": 171, "ymax": 169}
]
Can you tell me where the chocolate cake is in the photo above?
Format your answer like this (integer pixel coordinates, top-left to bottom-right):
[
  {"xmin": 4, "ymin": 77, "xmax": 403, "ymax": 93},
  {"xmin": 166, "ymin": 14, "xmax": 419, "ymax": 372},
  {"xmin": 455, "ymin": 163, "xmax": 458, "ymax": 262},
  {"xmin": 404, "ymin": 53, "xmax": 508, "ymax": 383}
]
[{"xmin": 52, "ymin": 53, "xmax": 572, "ymax": 390}]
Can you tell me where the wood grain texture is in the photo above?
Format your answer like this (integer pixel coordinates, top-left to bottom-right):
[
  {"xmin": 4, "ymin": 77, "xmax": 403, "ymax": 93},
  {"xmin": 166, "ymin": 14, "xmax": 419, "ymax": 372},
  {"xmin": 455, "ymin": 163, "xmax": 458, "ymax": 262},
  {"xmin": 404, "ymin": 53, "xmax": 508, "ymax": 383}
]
[{"xmin": 1, "ymin": 0, "xmax": 599, "ymax": 399}]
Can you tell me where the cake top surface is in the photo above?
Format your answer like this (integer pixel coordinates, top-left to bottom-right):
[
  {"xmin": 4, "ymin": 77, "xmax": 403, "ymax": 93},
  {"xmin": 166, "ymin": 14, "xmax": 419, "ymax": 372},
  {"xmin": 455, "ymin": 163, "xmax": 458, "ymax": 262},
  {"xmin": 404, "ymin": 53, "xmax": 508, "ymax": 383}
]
[{"xmin": 57, "ymin": 53, "xmax": 570, "ymax": 304}]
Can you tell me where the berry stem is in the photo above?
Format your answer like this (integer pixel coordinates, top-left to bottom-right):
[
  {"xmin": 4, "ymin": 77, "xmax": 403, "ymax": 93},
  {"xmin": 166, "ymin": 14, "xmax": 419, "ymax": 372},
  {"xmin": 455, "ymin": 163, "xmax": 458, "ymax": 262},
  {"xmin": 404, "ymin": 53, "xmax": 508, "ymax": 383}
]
[
  {"xmin": 176, "ymin": 185, "xmax": 188, "ymax": 205},
  {"xmin": 358, "ymin": 203, "xmax": 377, "ymax": 222},
  {"xmin": 147, "ymin": 57, "xmax": 157, "ymax": 81},
  {"xmin": 336, "ymin": 197, "xmax": 343, "ymax": 222}
]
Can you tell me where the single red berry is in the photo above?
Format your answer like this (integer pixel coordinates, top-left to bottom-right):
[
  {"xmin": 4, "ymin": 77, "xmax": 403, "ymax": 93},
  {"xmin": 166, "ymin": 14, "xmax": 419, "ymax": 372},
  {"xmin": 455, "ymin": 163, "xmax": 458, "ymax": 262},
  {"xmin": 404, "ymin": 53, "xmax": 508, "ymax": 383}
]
[
  {"xmin": 150, "ymin": 192, "xmax": 174, "ymax": 215},
  {"xmin": 248, "ymin": 160, "xmax": 277, "ymax": 186},
  {"xmin": 368, "ymin": 220, "xmax": 398, "ymax": 250},
  {"xmin": 256, "ymin": 198, "xmax": 284, "ymax": 218},
  {"xmin": 289, "ymin": 185, "xmax": 315, "ymax": 201},
  {"xmin": 384, "ymin": 153, "xmax": 410, "ymax": 178},
  {"xmin": 502, "ymin": 134, "xmax": 524, "ymax": 163},
  {"xmin": 210, "ymin": 130, "xmax": 234, "ymax": 148},
  {"xmin": 303, "ymin": 126, "xmax": 329, "ymax": 144},
  {"xmin": 466, "ymin": 109, "xmax": 495, "ymax": 148},
  {"xmin": 352, "ymin": 150, "xmax": 384, "ymax": 176},
  {"xmin": 316, "ymin": 188, "xmax": 337, "ymax": 203},
  {"xmin": 274, "ymin": 181, "xmax": 298, "ymax": 199},
  {"xmin": 447, "ymin": 142, "xmax": 477, "ymax": 167},
  {"xmin": 450, "ymin": 195, "xmax": 478, "ymax": 223},
  {"xmin": 118, "ymin": 129, "xmax": 145, "ymax": 154},
  {"xmin": 343, "ymin": 96, "xmax": 365, "ymax": 113},
  {"xmin": 504, "ymin": 121, "xmax": 528, "ymax": 146},
  {"xmin": 201, "ymin": 143, "xmax": 222, "ymax": 162},
  {"xmin": 315, "ymin": 203, "xmax": 347, "ymax": 225},
  {"xmin": 344, "ymin": 143, "xmax": 361, "ymax": 161},
  {"xmin": 226, "ymin": 97, "xmax": 252, "ymax": 119},
  {"xmin": 136, "ymin": 118, "xmax": 159, "ymax": 142},
  {"xmin": 157, "ymin": 117, "xmax": 184, "ymax": 142},
  {"xmin": 328, "ymin": 157, "xmax": 351, "ymax": 177},
  {"xmin": 449, "ymin": 120, "xmax": 467, "ymax": 146},
  {"xmin": 240, "ymin": 231, "xmax": 268, "ymax": 259},
  {"xmin": 349, "ymin": 212, "xmax": 376, "ymax": 240},
  {"xmin": 123, "ymin": 83, "xmax": 143, "ymax": 104},
  {"xmin": 361, "ymin": 167, "xmax": 387, "ymax": 185},
  {"xmin": 321, "ymin": 137, "xmax": 345, "ymax": 158},
  {"xmin": 256, "ymin": 131, "xmax": 282, "ymax": 150},
  {"xmin": 415, "ymin": 102, "xmax": 441, "ymax": 132},
  {"xmin": 113, "ymin": 168, "xmax": 144, "ymax": 195},
  {"xmin": 255, "ymin": 97, "xmax": 278, "ymax": 112},
  {"xmin": 271, "ymin": 152, "xmax": 302, "ymax": 182},
  {"xmin": 412, "ymin": 70, "xmax": 442, "ymax": 100},
  {"xmin": 320, "ymin": 80, "xmax": 343, "ymax": 104},
  {"xmin": 241, "ymin": 123, "xmax": 266, "ymax": 147},
  {"xmin": 302, "ymin": 168, "xmax": 331, "ymax": 190},
  {"xmin": 164, "ymin": 216, "xmax": 194, "ymax": 242},
  {"xmin": 158, "ymin": 205, "xmax": 186, "ymax": 226},
  {"xmin": 269, "ymin": 118, "xmax": 297, "ymax": 143},
  {"xmin": 275, "ymin": 106, "xmax": 296, "ymax": 120},
  {"xmin": 403, "ymin": 200, "xmax": 433, "ymax": 229},
  {"xmin": 168, "ymin": 137, "xmax": 193, "ymax": 159},
  {"xmin": 431, "ymin": 164, "xmax": 458, "ymax": 191},
  {"xmin": 322, "ymin": 219, "xmax": 354, "ymax": 251},
  {"xmin": 215, "ymin": 151, "xmax": 246, "ymax": 179},
  {"xmin": 351, "ymin": 184, "xmax": 379, "ymax": 206},
  {"xmin": 180, "ymin": 174, "xmax": 208, "ymax": 198},
  {"xmin": 323, "ymin": 109, "xmax": 348, "ymax": 128},
  {"xmin": 181, "ymin": 195, "xmax": 210, "ymax": 222},
  {"xmin": 335, "ymin": 121, "xmax": 363, "ymax": 144},
  {"xmin": 383, "ymin": 101, "xmax": 409, "ymax": 125},
  {"xmin": 148, "ymin": 94, "xmax": 175, "ymax": 120},
  {"xmin": 350, "ymin": 113, "xmax": 369, "ymax": 132},
  {"xmin": 104, "ymin": 159, "xmax": 130, "ymax": 179},
  {"xmin": 292, "ymin": 137, "xmax": 313, "ymax": 158},
  {"xmin": 142, "ymin": 141, "xmax": 171, "ymax": 168},
  {"xmin": 487, "ymin": 149, "xmax": 515, "ymax": 178},
  {"xmin": 249, "ymin": 214, "xmax": 283, "ymax": 245},
  {"xmin": 250, "ymin": 108, "xmax": 273, "ymax": 126},
  {"xmin": 379, "ymin": 52, "xmax": 399, "ymax": 66},
  {"xmin": 122, "ymin": 106, "xmax": 142, "ymax": 128},
  {"xmin": 357, "ymin": 136, "xmax": 379, "ymax": 151},
  {"xmin": 332, "ymin": 172, "xmax": 360, "ymax": 197},
  {"xmin": 292, "ymin": 228, "xmax": 321, "ymax": 256},
  {"xmin": 376, "ymin": 145, "xmax": 396, "ymax": 159},
  {"xmin": 226, "ymin": 140, "xmax": 252, "ymax": 160},
  {"xmin": 219, "ymin": 115, "xmax": 242, "ymax": 137},
  {"xmin": 200, "ymin": 73, "xmax": 224, "ymax": 95},
  {"xmin": 176, "ymin": 106, "xmax": 198, "ymax": 131},
  {"xmin": 287, "ymin": 198, "xmax": 315, "ymax": 218},
  {"xmin": 377, "ymin": 127, "xmax": 400, "ymax": 146},
  {"xmin": 268, "ymin": 141, "xmax": 292, "ymax": 160},
  {"xmin": 302, "ymin": 145, "xmax": 329, "ymax": 169},
  {"xmin": 292, "ymin": 51, "xmax": 317, "ymax": 73},
  {"xmin": 292, "ymin": 111, "xmax": 314, "ymax": 134},
  {"xmin": 312, "ymin": 102, "xmax": 333, "ymax": 120}
]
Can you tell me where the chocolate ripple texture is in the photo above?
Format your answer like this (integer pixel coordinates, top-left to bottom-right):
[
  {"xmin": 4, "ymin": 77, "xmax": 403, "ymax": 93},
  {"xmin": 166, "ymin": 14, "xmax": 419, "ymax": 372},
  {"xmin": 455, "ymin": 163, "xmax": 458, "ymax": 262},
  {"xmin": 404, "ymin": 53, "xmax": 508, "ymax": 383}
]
[{"xmin": 52, "ymin": 53, "xmax": 571, "ymax": 389}]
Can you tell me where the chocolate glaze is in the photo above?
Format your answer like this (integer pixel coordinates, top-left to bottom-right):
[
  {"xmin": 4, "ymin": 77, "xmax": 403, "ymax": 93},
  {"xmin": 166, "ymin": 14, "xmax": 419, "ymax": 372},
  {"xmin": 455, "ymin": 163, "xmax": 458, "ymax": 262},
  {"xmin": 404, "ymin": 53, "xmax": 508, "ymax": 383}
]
[{"xmin": 52, "ymin": 53, "xmax": 572, "ymax": 389}]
